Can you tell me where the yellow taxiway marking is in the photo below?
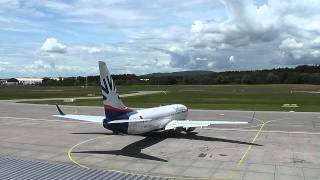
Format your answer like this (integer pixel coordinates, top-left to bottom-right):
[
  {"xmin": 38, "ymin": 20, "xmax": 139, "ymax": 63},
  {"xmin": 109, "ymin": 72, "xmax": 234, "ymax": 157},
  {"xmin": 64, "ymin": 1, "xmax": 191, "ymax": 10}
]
[
  {"xmin": 215, "ymin": 117, "xmax": 290, "ymax": 180},
  {"xmin": 214, "ymin": 118, "xmax": 266, "ymax": 180},
  {"xmin": 67, "ymin": 135, "xmax": 208, "ymax": 180},
  {"xmin": 225, "ymin": 123, "xmax": 265, "ymax": 180},
  {"xmin": 67, "ymin": 136, "xmax": 107, "ymax": 169},
  {"xmin": 236, "ymin": 123, "xmax": 265, "ymax": 167},
  {"xmin": 66, "ymin": 115, "xmax": 289, "ymax": 180}
]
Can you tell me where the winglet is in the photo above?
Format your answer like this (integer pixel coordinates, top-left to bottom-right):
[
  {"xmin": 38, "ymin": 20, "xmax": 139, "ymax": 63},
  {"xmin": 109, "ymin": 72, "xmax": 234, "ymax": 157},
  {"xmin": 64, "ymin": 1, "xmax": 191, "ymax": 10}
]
[{"xmin": 55, "ymin": 104, "xmax": 65, "ymax": 115}]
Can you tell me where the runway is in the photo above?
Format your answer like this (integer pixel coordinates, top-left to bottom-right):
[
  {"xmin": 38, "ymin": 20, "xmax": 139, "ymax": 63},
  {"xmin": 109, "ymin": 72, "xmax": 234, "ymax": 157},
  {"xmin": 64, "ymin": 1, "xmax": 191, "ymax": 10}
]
[{"xmin": 0, "ymin": 101, "xmax": 320, "ymax": 180}]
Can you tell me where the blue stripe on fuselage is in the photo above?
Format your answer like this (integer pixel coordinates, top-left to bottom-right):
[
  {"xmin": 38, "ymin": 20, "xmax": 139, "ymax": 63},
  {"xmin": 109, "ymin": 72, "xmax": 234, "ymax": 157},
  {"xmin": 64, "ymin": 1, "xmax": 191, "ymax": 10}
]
[{"xmin": 103, "ymin": 109, "xmax": 136, "ymax": 133}]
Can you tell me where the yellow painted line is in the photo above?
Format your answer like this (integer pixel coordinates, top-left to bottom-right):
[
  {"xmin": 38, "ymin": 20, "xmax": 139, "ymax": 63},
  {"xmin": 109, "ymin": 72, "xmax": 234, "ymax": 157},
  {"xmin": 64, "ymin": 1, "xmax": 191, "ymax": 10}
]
[
  {"xmin": 67, "ymin": 136, "xmax": 106, "ymax": 168},
  {"xmin": 214, "ymin": 121, "xmax": 266, "ymax": 180},
  {"xmin": 69, "ymin": 117, "xmax": 285, "ymax": 180},
  {"xmin": 254, "ymin": 117, "xmax": 264, "ymax": 124},
  {"xmin": 222, "ymin": 117, "xmax": 290, "ymax": 179},
  {"xmin": 212, "ymin": 116, "xmax": 299, "ymax": 180},
  {"xmin": 229, "ymin": 122, "xmax": 265, "ymax": 180},
  {"xmin": 236, "ymin": 123, "xmax": 265, "ymax": 166},
  {"xmin": 241, "ymin": 124, "xmax": 263, "ymax": 129},
  {"xmin": 67, "ymin": 135, "xmax": 210, "ymax": 180},
  {"xmin": 264, "ymin": 117, "xmax": 290, "ymax": 125}
]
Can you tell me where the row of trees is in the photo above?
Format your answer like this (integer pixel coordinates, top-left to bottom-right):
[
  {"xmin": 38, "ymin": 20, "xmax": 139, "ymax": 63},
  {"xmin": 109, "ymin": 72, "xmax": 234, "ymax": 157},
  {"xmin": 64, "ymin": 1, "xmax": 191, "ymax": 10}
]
[
  {"xmin": 42, "ymin": 74, "xmax": 141, "ymax": 86},
  {"xmin": 147, "ymin": 65, "xmax": 320, "ymax": 85},
  {"xmin": 42, "ymin": 65, "xmax": 320, "ymax": 86}
]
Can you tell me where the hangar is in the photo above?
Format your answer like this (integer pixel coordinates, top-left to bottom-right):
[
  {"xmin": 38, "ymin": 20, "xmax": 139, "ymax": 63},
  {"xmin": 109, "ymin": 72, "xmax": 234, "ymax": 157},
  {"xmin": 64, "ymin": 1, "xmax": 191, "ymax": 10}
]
[{"xmin": 0, "ymin": 78, "xmax": 43, "ymax": 86}]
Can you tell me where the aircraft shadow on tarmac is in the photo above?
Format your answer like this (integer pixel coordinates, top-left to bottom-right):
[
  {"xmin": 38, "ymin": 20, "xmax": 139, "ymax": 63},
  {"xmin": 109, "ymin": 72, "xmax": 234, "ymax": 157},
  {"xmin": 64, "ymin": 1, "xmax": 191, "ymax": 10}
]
[{"xmin": 72, "ymin": 131, "xmax": 262, "ymax": 162}]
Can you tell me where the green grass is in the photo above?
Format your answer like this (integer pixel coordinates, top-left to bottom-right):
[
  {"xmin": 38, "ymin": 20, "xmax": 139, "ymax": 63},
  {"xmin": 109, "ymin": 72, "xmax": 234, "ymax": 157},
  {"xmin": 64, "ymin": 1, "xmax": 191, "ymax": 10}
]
[
  {"xmin": 1, "ymin": 84, "xmax": 319, "ymax": 100},
  {"xmin": 0, "ymin": 85, "xmax": 187, "ymax": 100},
  {"xmin": 0, "ymin": 86, "xmax": 99, "ymax": 100},
  {"xmin": 0, "ymin": 85, "xmax": 147, "ymax": 100},
  {"xmin": 18, "ymin": 84, "xmax": 320, "ymax": 112}
]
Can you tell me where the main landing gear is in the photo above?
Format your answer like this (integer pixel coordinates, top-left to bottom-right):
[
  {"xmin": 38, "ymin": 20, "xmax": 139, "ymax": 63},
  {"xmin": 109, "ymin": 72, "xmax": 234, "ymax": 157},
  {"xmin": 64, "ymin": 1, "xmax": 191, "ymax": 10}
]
[
  {"xmin": 174, "ymin": 127, "xmax": 196, "ymax": 134},
  {"xmin": 184, "ymin": 127, "xmax": 196, "ymax": 133}
]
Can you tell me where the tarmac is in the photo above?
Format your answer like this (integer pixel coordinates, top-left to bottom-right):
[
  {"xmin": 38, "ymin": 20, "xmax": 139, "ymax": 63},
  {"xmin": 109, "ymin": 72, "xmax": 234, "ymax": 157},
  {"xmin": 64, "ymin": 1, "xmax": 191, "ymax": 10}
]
[{"xmin": 1, "ymin": 101, "xmax": 320, "ymax": 180}]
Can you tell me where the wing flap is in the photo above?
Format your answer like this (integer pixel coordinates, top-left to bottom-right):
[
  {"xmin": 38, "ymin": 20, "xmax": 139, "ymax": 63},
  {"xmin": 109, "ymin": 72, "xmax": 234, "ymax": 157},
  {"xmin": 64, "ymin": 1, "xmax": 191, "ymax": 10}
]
[{"xmin": 165, "ymin": 120, "xmax": 248, "ymax": 130}]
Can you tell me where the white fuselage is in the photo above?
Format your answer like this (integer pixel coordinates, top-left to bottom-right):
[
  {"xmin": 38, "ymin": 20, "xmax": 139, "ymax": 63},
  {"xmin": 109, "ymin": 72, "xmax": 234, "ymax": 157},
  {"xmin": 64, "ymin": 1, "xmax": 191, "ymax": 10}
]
[{"xmin": 127, "ymin": 104, "xmax": 188, "ymax": 134}]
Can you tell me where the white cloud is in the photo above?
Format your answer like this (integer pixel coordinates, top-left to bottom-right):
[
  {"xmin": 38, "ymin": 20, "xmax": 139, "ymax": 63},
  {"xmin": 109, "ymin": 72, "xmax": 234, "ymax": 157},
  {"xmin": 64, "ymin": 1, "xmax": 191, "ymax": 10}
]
[
  {"xmin": 19, "ymin": 59, "xmax": 97, "ymax": 77},
  {"xmin": 161, "ymin": 0, "xmax": 320, "ymax": 71},
  {"xmin": 26, "ymin": 60, "xmax": 54, "ymax": 71},
  {"xmin": 0, "ymin": 0, "xmax": 19, "ymax": 10},
  {"xmin": 40, "ymin": 38, "xmax": 67, "ymax": 54},
  {"xmin": 310, "ymin": 50, "xmax": 320, "ymax": 57},
  {"xmin": 1, "ymin": 0, "xmax": 320, "ymax": 77},
  {"xmin": 191, "ymin": 20, "xmax": 204, "ymax": 33},
  {"xmin": 279, "ymin": 38, "xmax": 303, "ymax": 50},
  {"xmin": 311, "ymin": 37, "xmax": 320, "ymax": 47},
  {"xmin": 229, "ymin": 55, "xmax": 235, "ymax": 63},
  {"xmin": 86, "ymin": 47, "xmax": 103, "ymax": 54},
  {"xmin": 0, "ymin": 61, "xmax": 10, "ymax": 65}
]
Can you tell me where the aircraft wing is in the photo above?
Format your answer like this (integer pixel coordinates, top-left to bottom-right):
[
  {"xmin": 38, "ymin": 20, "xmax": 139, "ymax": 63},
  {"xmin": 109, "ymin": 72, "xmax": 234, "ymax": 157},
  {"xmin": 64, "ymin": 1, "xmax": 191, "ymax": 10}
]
[
  {"xmin": 53, "ymin": 105, "xmax": 151, "ymax": 124},
  {"xmin": 53, "ymin": 104, "xmax": 104, "ymax": 123},
  {"xmin": 53, "ymin": 114, "xmax": 105, "ymax": 123},
  {"xmin": 164, "ymin": 120, "xmax": 248, "ymax": 130},
  {"xmin": 53, "ymin": 114, "xmax": 152, "ymax": 124}
]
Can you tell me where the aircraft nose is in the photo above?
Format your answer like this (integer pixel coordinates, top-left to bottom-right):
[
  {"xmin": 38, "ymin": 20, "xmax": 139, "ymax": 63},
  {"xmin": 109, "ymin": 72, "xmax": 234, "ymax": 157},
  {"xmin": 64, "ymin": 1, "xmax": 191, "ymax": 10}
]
[
  {"xmin": 183, "ymin": 105, "xmax": 187, "ymax": 110},
  {"xmin": 180, "ymin": 104, "xmax": 188, "ymax": 111}
]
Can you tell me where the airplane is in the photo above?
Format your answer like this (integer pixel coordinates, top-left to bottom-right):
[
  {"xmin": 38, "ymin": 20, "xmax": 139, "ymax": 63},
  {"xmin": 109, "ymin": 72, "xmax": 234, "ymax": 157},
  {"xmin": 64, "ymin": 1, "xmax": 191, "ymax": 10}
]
[{"xmin": 54, "ymin": 61, "xmax": 248, "ymax": 135}]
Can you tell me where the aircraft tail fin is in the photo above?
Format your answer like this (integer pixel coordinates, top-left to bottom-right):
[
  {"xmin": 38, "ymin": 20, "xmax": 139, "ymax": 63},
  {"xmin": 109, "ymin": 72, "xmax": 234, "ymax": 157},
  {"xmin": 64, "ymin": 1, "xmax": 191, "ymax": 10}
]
[{"xmin": 99, "ymin": 61, "xmax": 134, "ymax": 121}]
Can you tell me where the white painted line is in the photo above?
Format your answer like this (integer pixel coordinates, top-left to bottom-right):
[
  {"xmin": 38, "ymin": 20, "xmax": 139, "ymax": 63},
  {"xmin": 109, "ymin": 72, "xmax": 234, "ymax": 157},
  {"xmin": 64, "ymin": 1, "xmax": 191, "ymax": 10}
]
[{"xmin": 1, "ymin": 116, "xmax": 319, "ymax": 135}]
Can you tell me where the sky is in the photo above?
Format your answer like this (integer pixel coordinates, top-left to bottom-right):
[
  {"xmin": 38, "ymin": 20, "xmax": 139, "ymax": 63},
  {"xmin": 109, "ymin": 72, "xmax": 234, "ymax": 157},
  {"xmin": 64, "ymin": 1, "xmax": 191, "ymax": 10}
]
[{"xmin": 0, "ymin": 0, "xmax": 319, "ymax": 78}]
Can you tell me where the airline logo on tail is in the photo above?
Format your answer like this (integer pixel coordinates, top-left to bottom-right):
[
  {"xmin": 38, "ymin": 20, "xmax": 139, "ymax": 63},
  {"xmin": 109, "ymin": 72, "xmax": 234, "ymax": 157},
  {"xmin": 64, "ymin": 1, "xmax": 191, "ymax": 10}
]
[
  {"xmin": 99, "ymin": 61, "xmax": 134, "ymax": 121},
  {"xmin": 101, "ymin": 75, "xmax": 117, "ymax": 100}
]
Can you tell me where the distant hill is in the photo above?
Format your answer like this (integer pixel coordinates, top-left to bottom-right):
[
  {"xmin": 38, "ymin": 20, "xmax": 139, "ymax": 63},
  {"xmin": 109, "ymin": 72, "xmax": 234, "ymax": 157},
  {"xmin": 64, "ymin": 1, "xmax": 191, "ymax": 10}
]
[{"xmin": 140, "ymin": 70, "xmax": 214, "ymax": 78}]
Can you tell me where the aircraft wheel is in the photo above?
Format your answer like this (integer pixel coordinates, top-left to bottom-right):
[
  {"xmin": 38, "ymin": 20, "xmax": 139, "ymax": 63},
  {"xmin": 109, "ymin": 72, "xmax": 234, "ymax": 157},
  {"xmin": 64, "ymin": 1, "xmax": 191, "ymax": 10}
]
[
  {"xmin": 112, "ymin": 131, "xmax": 120, "ymax": 135},
  {"xmin": 184, "ymin": 127, "xmax": 196, "ymax": 133}
]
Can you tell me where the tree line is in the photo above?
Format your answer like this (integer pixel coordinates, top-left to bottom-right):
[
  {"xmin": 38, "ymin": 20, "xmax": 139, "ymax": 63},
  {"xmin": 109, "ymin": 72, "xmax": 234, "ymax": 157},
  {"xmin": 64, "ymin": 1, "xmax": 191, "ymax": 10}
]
[
  {"xmin": 42, "ymin": 65, "xmax": 320, "ymax": 86},
  {"xmin": 42, "ymin": 74, "xmax": 141, "ymax": 86}
]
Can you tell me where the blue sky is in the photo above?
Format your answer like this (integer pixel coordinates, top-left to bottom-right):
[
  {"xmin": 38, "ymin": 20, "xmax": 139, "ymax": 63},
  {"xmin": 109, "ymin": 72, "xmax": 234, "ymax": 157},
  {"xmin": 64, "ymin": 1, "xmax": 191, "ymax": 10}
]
[{"xmin": 0, "ymin": 0, "xmax": 319, "ymax": 77}]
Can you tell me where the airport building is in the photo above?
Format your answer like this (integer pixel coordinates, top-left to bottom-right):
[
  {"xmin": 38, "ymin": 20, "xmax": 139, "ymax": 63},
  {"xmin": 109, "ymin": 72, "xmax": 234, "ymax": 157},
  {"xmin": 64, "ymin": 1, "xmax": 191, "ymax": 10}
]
[
  {"xmin": 0, "ymin": 79, "xmax": 7, "ymax": 85},
  {"xmin": 16, "ymin": 78, "xmax": 43, "ymax": 85},
  {"xmin": 0, "ymin": 78, "xmax": 43, "ymax": 85}
]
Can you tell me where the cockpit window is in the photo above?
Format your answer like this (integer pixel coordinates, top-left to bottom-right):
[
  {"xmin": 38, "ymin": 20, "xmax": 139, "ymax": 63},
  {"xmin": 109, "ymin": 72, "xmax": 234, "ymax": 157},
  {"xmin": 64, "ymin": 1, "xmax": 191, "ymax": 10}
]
[{"xmin": 176, "ymin": 106, "xmax": 187, "ymax": 113}]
